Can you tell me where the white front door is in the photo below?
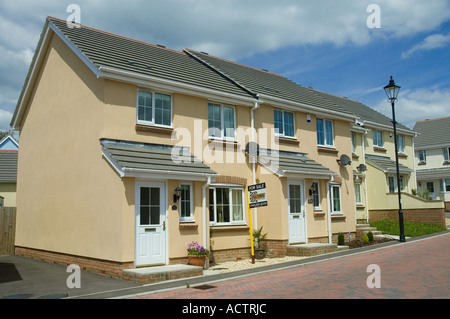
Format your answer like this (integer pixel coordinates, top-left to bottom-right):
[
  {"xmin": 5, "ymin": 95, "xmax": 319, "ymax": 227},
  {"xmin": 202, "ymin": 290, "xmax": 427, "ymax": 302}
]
[
  {"xmin": 288, "ymin": 181, "xmax": 306, "ymax": 244},
  {"xmin": 135, "ymin": 181, "xmax": 166, "ymax": 266}
]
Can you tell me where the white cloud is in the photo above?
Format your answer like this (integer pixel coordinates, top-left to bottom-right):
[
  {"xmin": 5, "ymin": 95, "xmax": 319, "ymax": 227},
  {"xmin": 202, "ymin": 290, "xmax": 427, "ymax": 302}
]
[
  {"xmin": 402, "ymin": 33, "xmax": 450, "ymax": 58},
  {"xmin": 373, "ymin": 88, "xmax": 450, "ymax": 129},
  {"xmin": 0, "ymin": 109, "xmax": 13, "ymax": 131}
]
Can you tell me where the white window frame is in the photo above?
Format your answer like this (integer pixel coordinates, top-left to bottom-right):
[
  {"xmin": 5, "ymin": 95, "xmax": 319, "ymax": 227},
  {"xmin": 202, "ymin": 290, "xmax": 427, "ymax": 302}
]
[
  {"xmin": 209, "ymin": 186, "xmax": 245, "ymax": 225},
  {"xmin": 317, "ymin": 118, "xmax": 334, "ymax": 147},
  {"xmin": 312, "ymin": 181, "xmax": 321, "ymax": 211},
  {"xmin": 274, "ymin": 109, "xmax": 295, "ymax": 138},
  {"xmin": 329, "ymin": 183, "xmax": 342, "ymax": 215},
  {"xmin": 418, "ymin": 150, "xmax": 426, "ymax": 163},
  {"xmin": 354, "ymin": 182, "xmax": 362, "ymax": 205},
  {"xmin": 373, "ymin": 130, "xmax": 383, "ymax": 148},
  {"xmin": 397, "ymin": 135, "xmax": 405, "ymax": 154},
  {"xmin": 208, "ymin": 103, "xmax": 236, "ymax": 141},
  {"xmin": 179, "ymin": 183, "xmax": 194, "ymax": 222},
  {"xmin": 388, "ymin": 175, "xmax": 406, "ymax": 193},
  {"xmin": 444, "ymin": 147, "xmax": 450, "ymax": 162},
  {"xmin": 137, "ymin": 89, "xmax": 173, "ymax": 127}
]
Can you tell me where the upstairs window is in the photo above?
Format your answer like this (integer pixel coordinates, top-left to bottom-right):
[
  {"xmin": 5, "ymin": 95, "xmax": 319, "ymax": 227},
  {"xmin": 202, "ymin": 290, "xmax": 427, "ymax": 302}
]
[
  {"xmin": 274, "ymin": 110, "xmax": 295, "ymax": 138},
  {"xmin": 208, "ymin": 103, "xmax": 236, "ymax": 140},
  {"xmin": 396, "ymin": 135, "xmax": 405, "ymax": 153},
  {"xmin": 137, "ymin": 90, "xmax": 172, "ymax": 127},
  {"xmin": 418, "ymin": 150, "xmax": 426, "ymax": 163},
  {"xmin": 317, "ymin": 119, "xmax": 334, "ymax": 147},
  {"xmin": 373, "ymin": 130, "xmax": 383, "ymax": 148}
]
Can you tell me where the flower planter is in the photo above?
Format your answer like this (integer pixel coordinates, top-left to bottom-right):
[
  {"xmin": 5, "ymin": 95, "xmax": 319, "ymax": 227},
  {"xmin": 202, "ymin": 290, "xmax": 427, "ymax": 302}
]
[{"xmin": 188, "ymin": 255, "xmax": 207, "ymax": 268}]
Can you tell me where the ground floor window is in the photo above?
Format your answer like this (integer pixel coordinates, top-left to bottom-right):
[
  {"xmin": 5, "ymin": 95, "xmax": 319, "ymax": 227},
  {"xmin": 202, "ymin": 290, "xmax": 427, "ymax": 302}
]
[
  {"xmin": 388, "ymin": 175, "xmax": 406, "ymax": 193},
  {"xmin": 209, "ymin": 187, "xmax": 245, "ymax": 224},
  {"xmin": 330, "ymin": 184, "xmax": 341, "ymax": 214},
  {"xmin": 179, "ymin": 184, "xmax": 193, "ymax": 221},
  {"xmin": 354, "ymin": 182, "xmax": 362, "ymax": 204},
  {"xmin": 440, "ymin": 179, "xmax": 450, "ymax": 192},
  {"xmin": 311, "ymin": 182, "xmax": 321, "ymax": 210}
]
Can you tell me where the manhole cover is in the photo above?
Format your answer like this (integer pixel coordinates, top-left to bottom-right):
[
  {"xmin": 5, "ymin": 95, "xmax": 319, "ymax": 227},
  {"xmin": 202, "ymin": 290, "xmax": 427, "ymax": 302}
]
[{"xmin": 192, "ymin": 284, "xmax": 216, "ymax": 290}]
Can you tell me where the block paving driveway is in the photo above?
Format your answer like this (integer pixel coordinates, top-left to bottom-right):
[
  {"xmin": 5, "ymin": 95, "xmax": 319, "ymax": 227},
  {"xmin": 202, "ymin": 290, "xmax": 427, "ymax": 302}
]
[{"xmin": 132, "ymin": 232, "xmax": 450, "ymax": 299}]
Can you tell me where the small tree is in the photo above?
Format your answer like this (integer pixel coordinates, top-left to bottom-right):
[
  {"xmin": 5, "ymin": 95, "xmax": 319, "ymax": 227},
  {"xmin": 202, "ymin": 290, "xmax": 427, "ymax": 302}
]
[{"xmin": 367, "ymin": 231, "xmax": 374, "ymax": 242}]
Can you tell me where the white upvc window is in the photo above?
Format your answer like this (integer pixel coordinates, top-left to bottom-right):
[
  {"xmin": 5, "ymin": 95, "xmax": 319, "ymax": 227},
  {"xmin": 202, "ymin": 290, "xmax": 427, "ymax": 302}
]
[
  {"xmin": 208, "ymin": 103, "xmax": 236, "ymax": 140},
  {"xmin": 443, "ymin": 147, "xmax": 450, "ymax": 162},
  {"xmin": 388, "ymin": 175, "xmax": 406, "ymax": 193},
  {"xmin": 179, "ymin": 184, "xmax": 193, "ymax": 222},
  {"xmin": 329, "ymin": 184, "xmax": 342, "ymax": 214},
  {"xmin": 209, "ymin": 187, "xmax": 245, "ymax": 225},
  {"xmin": 312, "ymin": 181, "xmax": 321, "ymax": 211},
  {"xmin": 137, "ymin": 90, "xmax": 172, "ymax": 127},
  {"xmin": 354, "ymin": 182, "xmax": 362, "ymax": 204},
  {"xmin": 274, "ymin": 109, "xmax": 295, "ymax": 138},
  {"xmin": 396, "ymin": 135, "xmax": 405, "ymax": 153},
  {"xmin": 317, "ymin": 119, "xmax": 334, "ymax": 147},
  {"xmin": 418, "ymin": 150, "xmax": 426, "ymax": 163},
  {"xmin": 373, "ymin": 130, "xmax": 383, "ymax": 148}
]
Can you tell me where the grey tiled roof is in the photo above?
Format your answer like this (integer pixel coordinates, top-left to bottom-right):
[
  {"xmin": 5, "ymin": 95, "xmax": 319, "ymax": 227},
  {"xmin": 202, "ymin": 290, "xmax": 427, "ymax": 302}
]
[
  {"xmin": 310, "ymin": 90, "xmax": 412, "ymax": 132},
  {"xmin": 101, "ymin": 139, "xmax": 217, "ymax": 177},
  {"xmin": 413, "ymin": 117, "xmax": 450, "ymax": 148},
  {"xmin": 259, "ymin": 150, "xmax": 336, "ymax": 178},
  {"xmin": 185, "ymin": 49, "xmax": 354, "ymax": 116},
  {"xmin": 48, "ymin": 18, "xmax": 253, "ymax": 100},
  {"xmin": 416, "ymin": 167, "xmax": 450, "ymax": 180},
  {"xmin": 0, "ymin": 151, "xmax": 18, "ymax": 183},
  {"xmin": 365, "ymin": 154, "xmax": 412, "ymax": 175}
]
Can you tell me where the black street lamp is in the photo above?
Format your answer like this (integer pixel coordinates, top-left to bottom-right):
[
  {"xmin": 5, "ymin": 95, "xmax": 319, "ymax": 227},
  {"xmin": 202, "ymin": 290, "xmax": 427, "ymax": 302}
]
[{"xmin": 384, "ymin": 76, "xmax": 406, "ymax": 242}]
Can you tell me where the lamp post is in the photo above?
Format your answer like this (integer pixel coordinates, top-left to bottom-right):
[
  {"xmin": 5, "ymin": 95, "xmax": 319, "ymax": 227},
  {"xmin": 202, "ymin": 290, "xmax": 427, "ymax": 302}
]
[{"xmin": 384, "ymin": 76, "xmax": 406, "ymax": 242}]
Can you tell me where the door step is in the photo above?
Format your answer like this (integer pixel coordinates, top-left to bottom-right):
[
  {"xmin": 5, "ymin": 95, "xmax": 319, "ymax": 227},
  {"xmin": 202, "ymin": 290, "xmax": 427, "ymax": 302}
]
[
  {"xmin": 286, "ymin": 243, "xmax": 348, "ymax": 257},
  {"xmin": 122, "ymin": 264, "xmax": 203, "ymax": 284}
]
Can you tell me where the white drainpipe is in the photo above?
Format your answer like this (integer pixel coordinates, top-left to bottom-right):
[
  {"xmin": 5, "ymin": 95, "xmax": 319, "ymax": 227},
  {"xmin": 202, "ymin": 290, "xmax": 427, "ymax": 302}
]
[{"xmin": 202, "ymin": 176, "xmax": 212, "ymax": 248}]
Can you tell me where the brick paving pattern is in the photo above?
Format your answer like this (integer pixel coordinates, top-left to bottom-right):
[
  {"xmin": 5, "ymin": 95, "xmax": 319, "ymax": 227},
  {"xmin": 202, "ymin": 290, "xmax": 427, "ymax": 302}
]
[{"xmin": 133, "ymin": 233, "xmax": 450, "ymax": 299}]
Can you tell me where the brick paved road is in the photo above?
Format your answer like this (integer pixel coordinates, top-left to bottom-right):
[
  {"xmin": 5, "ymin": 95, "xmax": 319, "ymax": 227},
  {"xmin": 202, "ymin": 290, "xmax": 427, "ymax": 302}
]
[{"xmin": 133, "ymin": 233, "xmax": 450, "ymax": 299}]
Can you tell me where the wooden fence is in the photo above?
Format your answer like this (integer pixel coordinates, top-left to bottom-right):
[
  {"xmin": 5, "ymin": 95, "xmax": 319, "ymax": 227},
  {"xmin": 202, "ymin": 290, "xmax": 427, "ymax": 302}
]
[{"xmin": 0, "ymin": 207, "xmax": 16, "ymax": 255}]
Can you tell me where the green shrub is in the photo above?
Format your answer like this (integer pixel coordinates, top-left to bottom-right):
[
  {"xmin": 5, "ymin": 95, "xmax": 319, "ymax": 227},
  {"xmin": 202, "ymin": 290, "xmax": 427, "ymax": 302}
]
[
  {"xmin": 367, "ymin": 231, "xmax": 374, "ymax": 242},
  {"xmin": 363, "ymin": 233, "xmax": 369, "ymax": 244},
  {"xmin": 337, "ymin": 232, "xmax": 345, "ymax": 245}
]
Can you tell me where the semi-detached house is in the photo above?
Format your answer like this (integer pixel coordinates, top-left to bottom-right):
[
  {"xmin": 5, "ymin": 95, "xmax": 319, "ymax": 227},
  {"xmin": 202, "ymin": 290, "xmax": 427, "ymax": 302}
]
[{"xmin": 11, "ymin": 17, "xmax": 429, "ymax": 278}]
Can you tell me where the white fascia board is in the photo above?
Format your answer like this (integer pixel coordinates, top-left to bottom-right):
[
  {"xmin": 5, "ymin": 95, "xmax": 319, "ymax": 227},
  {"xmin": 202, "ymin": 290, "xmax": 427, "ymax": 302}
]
[
  {"xmin": 101, "ymin": 148, "xmax": 125, "ymax": 177},
  {"xmin": 122, "ymin": 167, "xmax": 217, "ymax": 181},
  {"xmin": 98, "ymin": 66, "xmax": 257, "ymax": 107},
  {"xmin": 283, "ymin": 170, "xmax": 336, "ymax": 180},
  {"xmin": 48, "ymin": 23, "xmax": 102, "ymax": 78},
  {"xmin": 364, "ymin": 121, "xmax": 416, "ymax": 136},
  {"xmin": 258, "ymin": 93, "xmax": 357, "ymax": 122}
]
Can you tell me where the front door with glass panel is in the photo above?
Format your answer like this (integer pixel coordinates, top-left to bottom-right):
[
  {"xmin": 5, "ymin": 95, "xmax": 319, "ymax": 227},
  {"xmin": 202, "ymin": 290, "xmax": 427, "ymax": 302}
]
[
  {"xmin": 135, "ymin": 181, "xmax": 166, "ymax": 266},
  {"xmin": 288, "ymin": 181, "xmax": 306, "ymax": 244}
]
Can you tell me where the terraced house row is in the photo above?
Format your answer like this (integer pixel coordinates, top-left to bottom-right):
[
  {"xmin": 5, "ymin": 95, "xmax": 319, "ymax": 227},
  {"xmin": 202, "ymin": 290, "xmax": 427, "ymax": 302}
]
[{"xmin": 10, "ymin": 17, "xmax": 444, "ymax": 278}]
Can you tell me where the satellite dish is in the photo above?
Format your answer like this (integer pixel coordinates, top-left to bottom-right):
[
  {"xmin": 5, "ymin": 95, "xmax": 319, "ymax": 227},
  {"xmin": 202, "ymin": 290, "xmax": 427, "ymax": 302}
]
[
  {"xmin": 358, "ymin": 164, "xmax": 367, "ymax": 172},
  {"xmin": 245, "ymin": 142, "xmax": 260, "ymax": 156},
  {"xmin": 338, "ymin": 154, "xmax": 352, "ymax": 166}
]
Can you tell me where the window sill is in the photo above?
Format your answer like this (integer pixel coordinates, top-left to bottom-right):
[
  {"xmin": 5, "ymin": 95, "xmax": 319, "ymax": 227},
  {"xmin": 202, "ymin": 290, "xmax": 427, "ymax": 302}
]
[
  {"xmin": 373, "ymin": 146, "xmax": 387, "ymax": 152},
  {"xmin": 313, "ymin": 212, "xmax": 325, "ymax": 218},
  {"xmin": 179, "ymin": 223, "xmax": 198, "ymax": 231},
  {"xmin": 331, "ymin": 214, "xmax": 346, "ymax": 221},
  {"xmin": 398, "ymin": 153, "xmax": 408, "ymax": 158},
  {"xmin": 352, "ymin": 153, "xmax": 359, "ymax": 159},
  {"xmin": 444, "ymin": 161, "xmax": 450, "ymax": 165},
  {"xmin": 418, "ymin": 162, "xmax": 427, "ymax": 165},
  {"xmin": 277, "ymin": 136, "xmax": 300, "ymax": 145},
  {"xmin": 317, "ymin": 146, "xmax": 338, "ymax": 154},
  {"xmin": 136, "ymin": 124, "xmax": 174, "ymax": 135},
  {"xmin": 210, "ymin": 225, "xmax": 249, "ymax": 232}
]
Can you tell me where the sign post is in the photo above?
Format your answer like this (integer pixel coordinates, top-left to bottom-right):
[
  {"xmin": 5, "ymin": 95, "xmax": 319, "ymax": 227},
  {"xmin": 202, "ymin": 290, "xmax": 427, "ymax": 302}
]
[{"xmin": 246, "ymin": 183, "xmax": 268, "ymax": 264}]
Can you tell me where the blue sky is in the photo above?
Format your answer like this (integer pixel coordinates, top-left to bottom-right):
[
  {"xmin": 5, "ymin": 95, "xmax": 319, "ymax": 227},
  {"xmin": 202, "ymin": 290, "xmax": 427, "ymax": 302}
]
[{"xmin": 1, "ymin": 0, "xmax": 450, "ymax": 131}]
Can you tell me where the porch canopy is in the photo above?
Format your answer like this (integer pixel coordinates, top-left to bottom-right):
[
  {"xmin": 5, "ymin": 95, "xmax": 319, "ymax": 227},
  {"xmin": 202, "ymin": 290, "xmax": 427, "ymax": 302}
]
[
  {"xmin": 416, "ymin": 167, "xmax": 450, "ymax": 180},
  {"xmin": 258, "ymin": 149, "xmax": 337, "ymax": 180},
  {"xmin": 101, "ymin": 139, "xmax": 218, "ymax": 181},
  {"xmin": 365, "ymin": 154, "xmax": 413, "ymax": 175}
]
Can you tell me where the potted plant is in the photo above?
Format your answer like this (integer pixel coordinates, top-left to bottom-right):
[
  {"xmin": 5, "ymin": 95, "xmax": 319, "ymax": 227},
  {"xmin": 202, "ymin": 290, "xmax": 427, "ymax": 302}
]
[
  {"xmin": 252, "ymin": 226, "xmax": 268, "ymax": 260},
  {"xmin": 186, "ymin": 241, "xmax": 209, "ymax": 269}
]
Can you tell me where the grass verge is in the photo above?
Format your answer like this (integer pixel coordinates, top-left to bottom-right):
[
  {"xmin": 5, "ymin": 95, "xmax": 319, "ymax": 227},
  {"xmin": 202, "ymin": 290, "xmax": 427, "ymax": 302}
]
[{"xmin": 370, "ymin": 219, "xmax": 447, "ymax": 237}]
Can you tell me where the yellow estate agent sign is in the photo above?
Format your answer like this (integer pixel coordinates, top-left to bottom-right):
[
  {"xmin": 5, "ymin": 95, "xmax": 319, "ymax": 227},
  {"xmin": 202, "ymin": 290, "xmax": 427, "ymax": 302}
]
[{"xmin": 246, "ymin": 183, "xmax": 268, "ymax": 264}]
